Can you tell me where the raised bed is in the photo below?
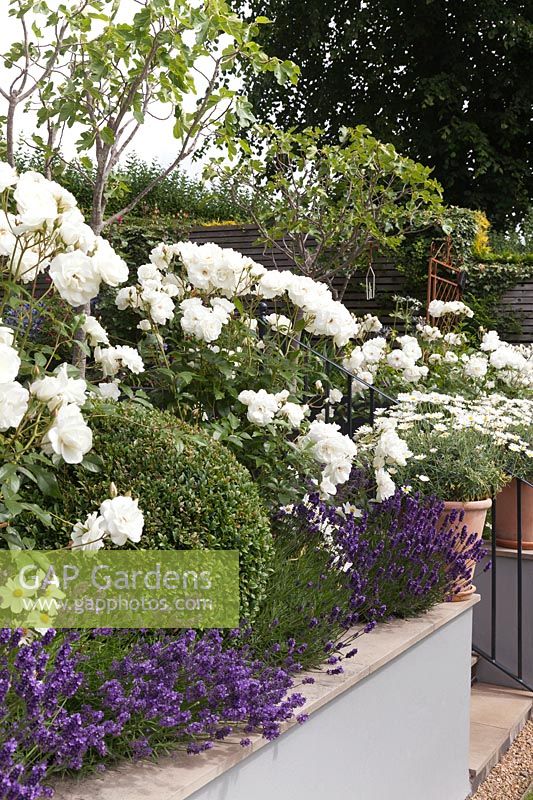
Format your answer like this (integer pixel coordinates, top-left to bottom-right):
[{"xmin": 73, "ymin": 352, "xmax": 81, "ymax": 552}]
[{"xmin": 54, "ymin": 598, "xmax": 477, "ymax": 800}]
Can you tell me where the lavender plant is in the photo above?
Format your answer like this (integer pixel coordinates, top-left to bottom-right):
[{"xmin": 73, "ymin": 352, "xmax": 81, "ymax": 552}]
[{"xmin": 0, "ymin": 627, "xmax": 306, "ymax": 800}]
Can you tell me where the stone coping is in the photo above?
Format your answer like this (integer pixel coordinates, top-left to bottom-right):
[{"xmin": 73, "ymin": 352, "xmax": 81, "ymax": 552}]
[{"xmin": 54, "ymin": 596, "xmax": 479, "ymax": 800}]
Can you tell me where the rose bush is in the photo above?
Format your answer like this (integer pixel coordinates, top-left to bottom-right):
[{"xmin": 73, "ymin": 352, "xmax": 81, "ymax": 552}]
[{"xmin": 0, "ymin": 164, "xmax": 148, "ymax": 550}]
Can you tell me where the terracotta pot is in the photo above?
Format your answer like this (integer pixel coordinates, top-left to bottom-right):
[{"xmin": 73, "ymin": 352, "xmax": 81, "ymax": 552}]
[
  {"xmin": 495, "ymin": 478, "xmax": 533, "ymax": 550},
  {"xmin": 437, "ymin": 498, "xmax": 492, "ymax": 602}
]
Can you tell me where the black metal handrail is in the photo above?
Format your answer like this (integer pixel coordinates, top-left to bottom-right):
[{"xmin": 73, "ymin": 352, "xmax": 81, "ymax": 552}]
[{"xmin": 472, "ymin": 474, "xmax": 533, "ymax": 692}]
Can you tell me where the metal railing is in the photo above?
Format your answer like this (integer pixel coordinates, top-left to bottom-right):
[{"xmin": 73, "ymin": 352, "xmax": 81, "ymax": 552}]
[{"xmin": 472, "ymin": 475, "xmax": 533, "ymax": 692}]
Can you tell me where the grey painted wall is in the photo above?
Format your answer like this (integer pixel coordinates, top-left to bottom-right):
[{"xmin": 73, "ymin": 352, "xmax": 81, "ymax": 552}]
[
  {"xmin": 189, "ymin": 610, "xmax": 473, "ymax": 800},
  {"xmin": 473, "ymin": 553, "xmax": 533, "ymax": 690}
]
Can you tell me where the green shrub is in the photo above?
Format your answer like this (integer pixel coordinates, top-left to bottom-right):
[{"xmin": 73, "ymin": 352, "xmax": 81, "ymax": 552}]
[{"xmin": 31, "ymin": 401, "xmax": 273, "ymax": 619}]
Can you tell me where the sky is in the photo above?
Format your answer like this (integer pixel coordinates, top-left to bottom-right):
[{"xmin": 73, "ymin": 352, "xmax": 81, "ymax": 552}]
[{"xmin": 0, "ymin": 0, "xmax": 238, "ymax": 175}]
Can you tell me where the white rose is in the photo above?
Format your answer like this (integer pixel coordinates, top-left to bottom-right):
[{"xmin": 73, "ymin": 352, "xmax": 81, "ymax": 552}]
[
  {"xmin": 13, "ymin": 171, "xmax": 58, "ymax": 231},
  {"xmin": 96, "ymin": 345, "xmax": 144, "ymax": 377},
  {"xmin": 239, "ymin": 388, "xmax": 279, "ymax": 426},
  {"xmin": 386, "ymin": 349, "xmax": 411, "ymax": 370},
  {"xmin": 91, "ymin": 237, "xmax": 128, "ymax": 287},
  {"xmin": 49, "ymin": 251, "xmax": 101, "ymax": 306},
  {"xmin": 82, "ymin": 315, "xmax": 109, "ymax": 347},
  {"xmin": 141, "ymin": 287, "xmax": 175, "ymax": 325},
  {"xmin": 0, "ymin": 161, "xmax": 18, "ymax": 192},
  {"xmin": 116, "ymin": 286, "xmax": 142, "ymax": 310},
  {"xmin": 257, "ymin": 270, "xmax": 291, "ymax": 299},
  {"xmin": 0, "ymin": 381, "xmax": 29, "ymax": 431},
  {"xmin": 375, "ymin": 467, "xmax": 396, "ymax": 502},
  {"xmin": 0, "ymin": 211, "xmax": 16, "ymax": 257},
  {"xmin": 397, "ymin": 335, "xmax": 422, "ymax": 361},
  {"xmin": 279, "ymin": 401, "xmax": 308, "ymax": 427},
  {"xmin": 463, "ymin": 355, "xmax": 488, "ymax": 380},
  {"xmin": 443, "ymin": 351, "xmax": 459, "ymax": 364},
  {"xmin": 480, "ymin": 330, "xmax": 501, "ymax": 352},
  {"xmin": 97, "ymin": 381, "xmax": 121, "ymax": 401},
  {"xmin": 138, "ymin": 263, "xmax": 163, "ymax": 284},
  {"xmin": 0, "ymin": 343, "xmax": 21, "ymax": 382},
  {"xmin": 99, "ymin": 496, "xmax": 144, "ymax": 545},
  {"xmin": 71, "ymin": 512, "xmax": 105, "ymax": 551},
  {"xmin": 59, "ymin": 209, "xmax": 95, "ymax": 252},
  {"xmin": 9, "ymin": 242, "xmax": 47, "ymax": 284},
  {"xmin": 0, "ymin": 322, "xmax": 14, "ymax": 347},
  {"xmin": 30, "ymin": 363, "xmax": 87, "ymax": 411},
  {"xmin": 328, "ymin": 388, "xmax": 343, "ymax": 404},
  {"xmin": 42, "ymin": 404, "xmax": 92, "ymax": 464},
  {"xmin": 361, "ymin": 337, "xmax": 387, "ymax": 364},
  {"xmin": 428, "ymin": 300, "xmax": 445, "ymax": 318}
]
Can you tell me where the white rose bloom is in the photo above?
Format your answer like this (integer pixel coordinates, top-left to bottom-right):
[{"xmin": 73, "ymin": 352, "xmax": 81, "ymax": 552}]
[
  {"xmin": 100, "ymin": 496, "xmax": 144, "ymax": 545},
  {"xmin": 91, "ymin": 237, "xmax": 128, "ymax": 287},
  {"xmin": 150, "ymin": 242, "xmax": 174, "ymax": 270},
  {"xmin": 48, "ymin": 180, "xmax": 77, "ymax": 213},
  {"xmin": 319, "ymin": 475, "xmax": 338, "ymax": 496},
  {"xmin": 30, "ymin": 363, "xmax": 87, "ymax": 411},
  {"xmin": 287, "ymin": 274, "xmax": 332, "ymax": 307},
  {"xmin": 82, "ymin": 315, "xmax": 109, "ymax": 347},
  {"xmin": 257, "ymin": 270, "xmax": 291, "ymax": 299},
  {"xmin": 428, "ymin": 299, "xmax": 445, "ymax": 318},
  {"xmin": 238, "ymin": 388, "xmax": 280, "ymax": 426},
  {"xmin": 95, "ymin": 345, "xmax": 144, "ymax": 377},
  {"xmin": 443, "ymin": 332, "xmax": 465, "ymax": 346},
  {"xmin": 444, "ymin": 351, "xmax": 459, "ymax": 364},
  {"xmin": 481, "ymin": 330, "xmax": 501, "ymax": 352},
  {"xmin": 9, "ymin": 242, "xmax": 47, "ymax": 283},
  {"xmin": 463, "ymin": 355, "xmax": 488, "ymax": 379},
  {"xmin": 323, "ymin": 459, "xmax": 352, "ymax": 486},
  {"xmin": 13, "ymin": 171, "xmax": 58, "ymax": 231},
  {"xmin": 343, "ymin": 347, "xmax": 365, "ymax": 373},
  {"xmin": 397, "ymin": 335, "xmax": 423, "ymax": 361},
  {"xmin": 361, "ymin": 337, "xmax": 387, "ymax": 364},
  {"xmin": 141, "ymin": 286, "xmax": 175, "ymax": 325},
  {"xmin": 373, "ymin": 427, "xmax": 413, "ymax": 468},
  {"xmin": 137, "ymin": 319, "xmax": 151, "ymax": 332},
  {"xmin": 71, "ymin": 512, "xmax": 105, "ymax": 551},
  {"xmin": 428, "ymin": 353, "xmax": 442, "ymax": 363},
  {"xmin": 138, "ymin": 263, "xmax": 163, "ymax": 284},
  {"xmin": 59, "ymin": 210, "xmax": 96, "ymax": 252},
  {"xmin": 265, "ymin": 313, "xmax": 292, "ymax": 333},
  {"xmin": 386, "ymin": 349, "xmax": 411, "ymax": 370},
  {"xmin": 417, "ymin": 324, "xmax": 442, "ymax": 341},
  {"xmin": 0, "ymin": 343, "xmax": 21, "ymax": 382},
  {"xmin": 279, "ymin": 401, "xmax": 308, "ymax": 428},
  {"xmin": 0, "ymin": 322, "xmax": 14, "ymax": 347},
  {"xmin": 0, "ymin": 161, "xmax": 18, "ymax": 192},
  {"xmin": 359, "ymin": 314, "xmax": 383, "ymax": 334},
  {"xmin": 116, "ymin": 285, "xmax": 142, "ymax": 310},
  {"xmin": 180, "ymin": 298, "xmax": 225, "ymax": 343},
  {"xmin": 375, "ymin": 467, "xmax": 396, "ymax": 502},
  {"xmin": 49, "ymin": 251, "xmax": 101, "ymax": 306},
  {"xmin": 0, "ymin": 381, "xmax": 29, "ymax": 431},
  {"xmin": 161, "ymin": 273, "xmax": 185, "ymax": 299},
  {"xmin": 210, "ymin": 297, "xmax": 235, "ymax": 319},
  {"xmin": 42, "ymin": 404, "xmax": 92, "ymax": 463},
  {"xmin": 328, "ymin": 388, "xmax": 343, "ymax": 404},
  {"xmin": 97, "ymin": 381, "xmax": 121, "ymax": 401},
  {"xmin": 0, "ymin": 211, "xmax": 16, "ymax": 257},
  {"xmin": 402, "ymin": 364, "xmax": 429, "ymax": 383}
]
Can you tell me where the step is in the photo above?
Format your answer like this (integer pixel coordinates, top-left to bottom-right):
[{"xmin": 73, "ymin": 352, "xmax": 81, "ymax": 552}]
[{"xmin": 470, "ymin": 683, "xmax": 533, "ymax": 793}]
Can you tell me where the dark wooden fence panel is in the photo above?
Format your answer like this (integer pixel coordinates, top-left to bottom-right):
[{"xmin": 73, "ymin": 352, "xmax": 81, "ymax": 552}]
[{"xmin": 498, "ymin": 283, "xmax": 533, "ymax": 344}]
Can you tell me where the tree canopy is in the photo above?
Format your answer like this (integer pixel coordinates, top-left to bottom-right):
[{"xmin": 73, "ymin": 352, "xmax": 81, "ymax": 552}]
[{"xmin": 237, "ymin": 0, "xmax": 532, "ymax": 228}]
